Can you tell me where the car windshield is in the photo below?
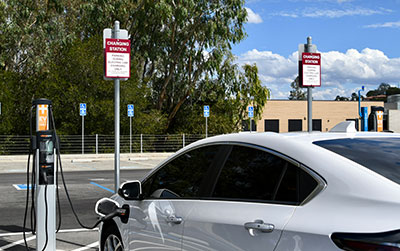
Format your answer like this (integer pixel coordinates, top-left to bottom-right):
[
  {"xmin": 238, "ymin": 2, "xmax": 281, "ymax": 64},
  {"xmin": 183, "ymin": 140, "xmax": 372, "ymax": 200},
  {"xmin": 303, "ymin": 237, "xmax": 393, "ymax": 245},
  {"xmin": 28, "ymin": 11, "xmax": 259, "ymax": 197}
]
[{"xmin": 314, "ymin": 137, "xmax": 400, "ymax": 185}]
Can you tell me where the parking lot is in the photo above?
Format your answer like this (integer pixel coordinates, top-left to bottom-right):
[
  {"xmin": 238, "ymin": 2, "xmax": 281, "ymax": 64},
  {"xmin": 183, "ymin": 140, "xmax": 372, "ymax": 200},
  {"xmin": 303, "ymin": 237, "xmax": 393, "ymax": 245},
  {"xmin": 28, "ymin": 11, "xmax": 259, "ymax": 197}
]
[{"xmin": 0, "ymin": 153, "xmax": 169, "ymax": 250}]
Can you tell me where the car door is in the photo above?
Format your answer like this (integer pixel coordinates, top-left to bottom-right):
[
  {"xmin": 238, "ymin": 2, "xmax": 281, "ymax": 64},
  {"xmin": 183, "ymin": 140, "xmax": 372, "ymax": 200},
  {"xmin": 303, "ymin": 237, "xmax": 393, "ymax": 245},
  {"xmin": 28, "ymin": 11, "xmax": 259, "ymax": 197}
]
[
  {"xmin": 126, "ymin": 145, "xmax": 228, "ymax": 250},
  {"xmin": 181, "ymin": 144, "xmax": 320, "ymax": 251}
]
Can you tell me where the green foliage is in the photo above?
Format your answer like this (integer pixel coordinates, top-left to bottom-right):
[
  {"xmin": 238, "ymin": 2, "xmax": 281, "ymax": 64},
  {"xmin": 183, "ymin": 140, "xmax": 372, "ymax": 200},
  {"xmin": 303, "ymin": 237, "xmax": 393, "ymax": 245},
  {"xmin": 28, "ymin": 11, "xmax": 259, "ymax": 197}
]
[
  {"xmin": 334, "ymin": 96, "xmax": 349, "ymax": 101},
  {"xmin": 288, "ymin": 76, "xmax": 306, "ymax": 100},
  {"xmin": 171, "ymin": 63, "xmax": 270, "ymax": 134},
  {"xmin": 0, "ymin": 0, "xmax": 270, "ymax": 136},
  {"xmin": 366, "ymin": 83, "xmax": 400, "ymax": 101},
  {"xmin": 130, "ymin": 0, "xmax": 248, "ymax": 130},
  {"xmin": 0, "ymin": 71, "xmax": 21, "ymax": 134}
]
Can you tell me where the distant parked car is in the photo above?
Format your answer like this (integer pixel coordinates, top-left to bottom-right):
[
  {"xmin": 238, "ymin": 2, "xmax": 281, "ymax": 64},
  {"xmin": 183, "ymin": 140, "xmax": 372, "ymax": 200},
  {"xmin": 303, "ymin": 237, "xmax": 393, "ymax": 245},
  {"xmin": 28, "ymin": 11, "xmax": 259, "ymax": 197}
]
[{"xmin": 96, "ymin": 122, "xmax": 400, "ymax": 251}]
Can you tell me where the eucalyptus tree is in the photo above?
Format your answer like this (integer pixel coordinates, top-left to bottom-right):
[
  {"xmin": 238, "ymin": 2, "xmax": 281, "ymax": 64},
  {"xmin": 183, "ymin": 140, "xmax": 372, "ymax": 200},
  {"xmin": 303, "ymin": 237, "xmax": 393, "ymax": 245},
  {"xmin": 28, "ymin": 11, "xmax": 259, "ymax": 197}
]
[{"xmin": 128, "ymin": 0, "xmax": 251, "ymax": 129}]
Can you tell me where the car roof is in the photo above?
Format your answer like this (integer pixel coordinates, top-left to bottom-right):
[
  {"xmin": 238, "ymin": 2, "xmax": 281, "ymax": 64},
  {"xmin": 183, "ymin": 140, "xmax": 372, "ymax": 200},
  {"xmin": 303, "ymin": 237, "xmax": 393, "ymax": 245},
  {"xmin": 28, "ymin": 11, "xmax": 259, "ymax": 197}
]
[{"xmin": 186, "ymin": 131, "xmax": 400, "ymax": 150}]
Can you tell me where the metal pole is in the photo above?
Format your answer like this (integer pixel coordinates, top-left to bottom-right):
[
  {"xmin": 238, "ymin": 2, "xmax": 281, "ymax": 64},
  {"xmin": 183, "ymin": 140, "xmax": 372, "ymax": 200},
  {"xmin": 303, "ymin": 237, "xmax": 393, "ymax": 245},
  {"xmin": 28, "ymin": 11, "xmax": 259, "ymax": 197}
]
[
  {"xmin": 82, "ymin": 116, "xmax": 84, "ymax": 154},
  {"xmin": 96, "ymin": 134, "xmax": 98, "ymax": 154},
  {"xmin": 306, "ymin": 36, "xmax": 313, "ymax": 133},
  {"xmin": 130, "ymin": 117, "xmax": 132, "ymax": 154},
  {"xmin": 250, "ymin": 119, "xmax": 252, "ymax": 133},
  {"xmin": 140, "ymin": 134, "xmax": 143, "ymax": 153},
  {"xmin": 206, "ymin": 117, "xmax": 208, "ymax": 138},
  {"xmin": 114, "ymin": 20, "xmax": 120, "ymax": 193},
  {"xmin": 183, "ymin": 133, "xmax": 185, "ymax": 148}
]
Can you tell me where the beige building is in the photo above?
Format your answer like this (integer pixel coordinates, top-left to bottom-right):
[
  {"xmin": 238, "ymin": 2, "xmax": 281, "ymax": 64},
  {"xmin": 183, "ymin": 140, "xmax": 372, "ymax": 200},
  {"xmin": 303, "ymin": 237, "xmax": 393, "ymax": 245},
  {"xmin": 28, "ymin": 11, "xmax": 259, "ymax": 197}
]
[{"xmin": 253, "ymin": 100, "xmax": 384, "ymax": 133}]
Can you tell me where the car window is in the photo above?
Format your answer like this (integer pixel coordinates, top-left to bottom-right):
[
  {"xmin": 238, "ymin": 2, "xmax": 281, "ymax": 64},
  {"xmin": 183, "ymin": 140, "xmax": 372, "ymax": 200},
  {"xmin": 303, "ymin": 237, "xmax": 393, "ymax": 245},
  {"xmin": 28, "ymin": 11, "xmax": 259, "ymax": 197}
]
[
  {"xmin": 211, "ymin": 145, "xmax": 318, "ymax": 205},
  {"xmin": 314, "ymin": 137, "xmax": 400, "ymax": 185},
  {"xmin": 142, "ymin": 145, "xmax": 223, "ymax": 199},
  {"xmin": 275, "ymin": 163, "xmax": 318, "ymax": 204}
]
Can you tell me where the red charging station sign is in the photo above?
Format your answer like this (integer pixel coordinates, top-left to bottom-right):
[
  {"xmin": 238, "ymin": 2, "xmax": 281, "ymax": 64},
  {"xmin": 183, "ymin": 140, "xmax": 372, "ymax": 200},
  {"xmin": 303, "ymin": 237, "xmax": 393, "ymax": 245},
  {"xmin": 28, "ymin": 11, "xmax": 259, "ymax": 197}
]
[
  {"xmin": 300, "ymin": 52, "xmax": 321, "ymax": 87},
  {"xmin": 104, "ymin": 38, "xmax": 131, "ymax": 78}
]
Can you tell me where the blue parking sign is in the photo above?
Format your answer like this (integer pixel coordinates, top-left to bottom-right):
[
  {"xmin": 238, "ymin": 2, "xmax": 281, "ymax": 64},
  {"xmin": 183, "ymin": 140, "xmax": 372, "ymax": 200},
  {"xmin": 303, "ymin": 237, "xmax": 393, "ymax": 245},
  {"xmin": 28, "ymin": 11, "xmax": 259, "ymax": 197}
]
[
  {"xmin": 204, "ymin": 105, "xmax": 210, "ymax": 118},
  {"xmin": 80, "ymin": 103, "xmax": 86, "ymax": 116},
  {"xmin": 248, "ymin": 106, "xmax": 254, "ymax": 118},
  {"xmin": 128, "ymin": 104, "xmax": 134, "ymax": 117}
]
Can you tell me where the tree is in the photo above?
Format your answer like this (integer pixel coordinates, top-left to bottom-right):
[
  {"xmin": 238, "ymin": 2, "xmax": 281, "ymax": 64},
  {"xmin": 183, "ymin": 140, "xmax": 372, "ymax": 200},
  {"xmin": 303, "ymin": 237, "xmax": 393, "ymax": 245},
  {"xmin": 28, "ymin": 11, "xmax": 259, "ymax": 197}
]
[
  {"xmin": 0, "ymin": 0, "xmax": 268, "ymax": 136},
  {"xmin": 44, "ymin": 36, "xmax": 167, "ymax": 135},
  {"xmin": 0, "ymin": 0, "xmax": 75, "ymax": 75},
  {"xmin": 169, "ymin": 63, "xmax": 269, "ymax": 134},
  {"xmin": 367, "ymin": 83, "xmax": 390, "ymax": 97},
  {"xmin": 129, "ymin": 0, "xmax": 248, "ymax": 130},
  {"xmin": 366, "ymin": 83, "xmax": 400, "ymax": 101},
  {"xmin": 288, "ymin": 76, "xmax": 306, "ymax": 100},
  {"xmin": 350, "ymin": 92, "xmax": 358, "ymax": 101},
  {"xmin": 377, "ymin": 83, "xmax": 391, "ymax": 93},
  {"xmin": 335, "ymin": 96, "xmax": 349, "ymax": 101}
]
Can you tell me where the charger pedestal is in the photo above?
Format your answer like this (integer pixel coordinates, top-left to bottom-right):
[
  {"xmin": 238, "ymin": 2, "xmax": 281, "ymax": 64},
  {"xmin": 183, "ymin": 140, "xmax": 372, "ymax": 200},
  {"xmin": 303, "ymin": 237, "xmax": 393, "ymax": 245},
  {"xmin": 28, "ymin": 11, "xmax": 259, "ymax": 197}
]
[{"xmin": 33, "ymin": 99, "xmax": 56, "ymax": 251}]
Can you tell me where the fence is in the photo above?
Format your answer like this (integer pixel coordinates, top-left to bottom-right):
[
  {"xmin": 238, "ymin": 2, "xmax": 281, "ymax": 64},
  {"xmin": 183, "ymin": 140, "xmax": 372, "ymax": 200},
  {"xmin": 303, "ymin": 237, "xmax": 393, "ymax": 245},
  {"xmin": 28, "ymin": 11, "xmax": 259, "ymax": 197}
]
[{"xmin": 0, "ymin": 134, "xmax": 207, "ymax": 155}]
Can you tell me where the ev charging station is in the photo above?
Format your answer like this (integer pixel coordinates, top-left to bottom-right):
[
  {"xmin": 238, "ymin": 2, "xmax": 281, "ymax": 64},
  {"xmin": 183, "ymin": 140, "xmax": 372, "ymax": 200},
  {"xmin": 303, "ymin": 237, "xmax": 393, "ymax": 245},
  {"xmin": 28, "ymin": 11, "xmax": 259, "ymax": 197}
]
[
  {"xmin": 24, "ymin": 99, "xmax": 118, "ymax": 250},
  {"xmin": 32, "ymin": 99, "xmax": 57, "ymax": 250}
]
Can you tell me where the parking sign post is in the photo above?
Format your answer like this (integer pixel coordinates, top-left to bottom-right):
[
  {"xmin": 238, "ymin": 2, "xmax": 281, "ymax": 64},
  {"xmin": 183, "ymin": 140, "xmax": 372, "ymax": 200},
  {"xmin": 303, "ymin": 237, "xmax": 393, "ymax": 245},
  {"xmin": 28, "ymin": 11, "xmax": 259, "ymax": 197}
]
[
  {"xmin": 248, "ymin": 106, "xmax": 254, "ymax": 133},
  {"xmin": 204, "ymin": 105, "xmax": 209, "ymax": 137},
  {"xmin": 80, "ymin": 103, "xmax": 86, "ymax": 154},
  {"xmin": 128, "ymin": 104, "xmax": 134, "ymax": 153},
  {"xmin": 299, "ymin": 37, "xmax": 320, "ymax": 132}
]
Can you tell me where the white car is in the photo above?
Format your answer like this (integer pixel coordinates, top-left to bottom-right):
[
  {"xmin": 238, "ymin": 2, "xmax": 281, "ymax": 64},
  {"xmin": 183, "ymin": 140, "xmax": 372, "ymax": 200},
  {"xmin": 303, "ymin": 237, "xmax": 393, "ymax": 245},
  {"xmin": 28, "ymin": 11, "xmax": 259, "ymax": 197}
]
[{"xmin": 96, "ymin": 122, "xmax": 400, "ymax": 251}]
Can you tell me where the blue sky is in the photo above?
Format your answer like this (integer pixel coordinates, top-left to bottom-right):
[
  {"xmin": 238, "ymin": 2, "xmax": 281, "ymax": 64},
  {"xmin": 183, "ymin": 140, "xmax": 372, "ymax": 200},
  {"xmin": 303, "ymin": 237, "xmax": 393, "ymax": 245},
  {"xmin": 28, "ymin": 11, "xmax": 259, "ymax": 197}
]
[{"xmin": 233, "ymin": 0, "xmax": 400, "ymax": 100}]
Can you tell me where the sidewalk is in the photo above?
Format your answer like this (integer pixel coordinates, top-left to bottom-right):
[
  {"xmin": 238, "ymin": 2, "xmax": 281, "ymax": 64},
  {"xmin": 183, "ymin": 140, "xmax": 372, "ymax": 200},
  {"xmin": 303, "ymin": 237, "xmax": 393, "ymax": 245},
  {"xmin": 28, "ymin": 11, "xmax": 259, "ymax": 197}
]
[{"xmin": 0, "ymin": 152, "xmax": 174, "ymax": 173}]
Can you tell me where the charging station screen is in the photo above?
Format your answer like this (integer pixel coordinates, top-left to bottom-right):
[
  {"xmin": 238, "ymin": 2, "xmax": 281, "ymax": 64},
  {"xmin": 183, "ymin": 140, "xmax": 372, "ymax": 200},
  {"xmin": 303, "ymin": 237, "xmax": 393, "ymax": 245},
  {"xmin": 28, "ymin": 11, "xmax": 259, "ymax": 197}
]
[{"xmin": 40, "ymin": 139, "xmax": 54, "ymax": 164}]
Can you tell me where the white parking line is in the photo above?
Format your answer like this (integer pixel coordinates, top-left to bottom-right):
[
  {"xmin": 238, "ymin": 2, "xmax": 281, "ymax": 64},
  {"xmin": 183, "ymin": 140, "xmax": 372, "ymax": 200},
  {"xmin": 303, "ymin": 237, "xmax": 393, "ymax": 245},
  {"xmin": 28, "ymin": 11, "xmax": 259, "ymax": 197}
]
[
  {"xmin": 0, "ymin": 228, "xmax": 98, "ymax": 237},
  {"xmin": 58, "ymin": 228, "xmax": 99, "ymax": 233},
  {"xmin": 0, "ymin": 235, "xmax": 36, "ymax": 250},
  {"xmin": 71, "ymin": 241, "xmax": 99, "ymax": 251}
]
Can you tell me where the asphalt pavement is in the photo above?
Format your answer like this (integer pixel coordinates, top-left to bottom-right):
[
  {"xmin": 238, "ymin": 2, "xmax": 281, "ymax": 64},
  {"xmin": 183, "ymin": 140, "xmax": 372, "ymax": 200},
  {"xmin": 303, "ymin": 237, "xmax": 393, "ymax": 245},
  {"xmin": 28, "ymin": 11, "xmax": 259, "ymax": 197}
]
[{"xmin": 0, "ymin": 153, "xmax": 172, "ymax": 250}]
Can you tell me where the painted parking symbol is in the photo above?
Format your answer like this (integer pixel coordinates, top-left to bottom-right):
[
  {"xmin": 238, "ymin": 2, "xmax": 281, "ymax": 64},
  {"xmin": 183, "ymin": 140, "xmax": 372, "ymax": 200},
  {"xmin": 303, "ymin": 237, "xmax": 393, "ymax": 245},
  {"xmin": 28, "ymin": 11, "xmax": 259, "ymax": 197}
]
[{"xmin": 13, "ymin": 184, "xmax": 32, "ymax": 190}]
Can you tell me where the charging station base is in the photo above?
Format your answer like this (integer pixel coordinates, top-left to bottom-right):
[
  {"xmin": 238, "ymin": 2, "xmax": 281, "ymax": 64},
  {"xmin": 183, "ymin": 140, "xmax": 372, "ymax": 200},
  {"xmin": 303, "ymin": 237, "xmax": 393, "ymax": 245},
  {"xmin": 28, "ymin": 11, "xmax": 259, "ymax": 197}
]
[{"xmin": 36, "ymin": 184, "xmax": 56, "ymax": 250}]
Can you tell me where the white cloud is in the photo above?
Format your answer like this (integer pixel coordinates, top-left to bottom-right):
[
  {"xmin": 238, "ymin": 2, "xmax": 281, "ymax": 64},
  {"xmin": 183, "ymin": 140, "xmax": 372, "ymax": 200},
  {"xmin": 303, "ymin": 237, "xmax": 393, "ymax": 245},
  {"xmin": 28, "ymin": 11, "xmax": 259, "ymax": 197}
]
[
  {"xmin": 364, "ymin": 21, "xmax": 400, "ymax": 29},
  {"xmin": 236, "ymin": 48, "xmax": 400, "ymax": 100},
  {"xmin": 245, "ymin": 7, "xmax": 263, "ymax": 24},
  {"xmin": 276, "ymin": 7, "xmax": 392, "ymax": 18}
]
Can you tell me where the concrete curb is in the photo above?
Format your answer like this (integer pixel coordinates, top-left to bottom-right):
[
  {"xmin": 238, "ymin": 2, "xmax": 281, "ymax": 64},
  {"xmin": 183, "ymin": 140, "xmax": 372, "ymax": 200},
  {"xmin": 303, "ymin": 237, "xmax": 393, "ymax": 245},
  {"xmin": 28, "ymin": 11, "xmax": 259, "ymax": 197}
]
[
  {"xmin": 0, "ymin": 152, "xmax": 173, "ymax": 162},
  {"xmin": 0, "ymin": 152, "xmax": 174, "ymax": 174}
]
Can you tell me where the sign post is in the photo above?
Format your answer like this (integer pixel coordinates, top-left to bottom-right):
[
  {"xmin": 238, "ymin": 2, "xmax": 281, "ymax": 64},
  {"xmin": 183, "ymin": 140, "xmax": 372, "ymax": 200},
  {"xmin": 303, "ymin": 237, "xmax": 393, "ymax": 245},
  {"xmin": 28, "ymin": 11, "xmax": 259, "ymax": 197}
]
[
  {"xmin": 299, "ymin": 37, "xmax": 321, "ymax": 132},
  {"xmin": 104, "ymin": 21, "xmax": 131, "ymax": 192},
  {"xmin": 128, "ymin": 104, "xmax": 134, "ymax": 153},
  {"xmin": 204, "ymin": 105, "xmax": 210, "ymax": 137},
  {"xmin": 248, "ymin": 106, "xmax": 254, "ymax": 133},
  {"xmin": 80, "ymin": 103, "xmax": 86, "ymax": 154}
]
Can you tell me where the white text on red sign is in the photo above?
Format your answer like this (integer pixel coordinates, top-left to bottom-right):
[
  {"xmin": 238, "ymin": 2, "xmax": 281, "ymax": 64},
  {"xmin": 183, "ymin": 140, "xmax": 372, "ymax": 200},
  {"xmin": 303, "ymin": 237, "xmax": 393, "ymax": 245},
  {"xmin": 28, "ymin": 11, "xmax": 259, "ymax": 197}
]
[{"xmin": 302, "ymin": 54, "xmax": 320, "ymax": 65}]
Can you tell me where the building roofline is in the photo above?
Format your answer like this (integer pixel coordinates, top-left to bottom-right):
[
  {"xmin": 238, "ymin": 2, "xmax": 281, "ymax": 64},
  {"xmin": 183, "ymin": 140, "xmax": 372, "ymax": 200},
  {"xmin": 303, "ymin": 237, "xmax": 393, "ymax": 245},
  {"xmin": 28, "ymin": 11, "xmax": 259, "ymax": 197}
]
[{"xmin": 268, "ymin": 99, "xmax": 384, "ymax": 102}]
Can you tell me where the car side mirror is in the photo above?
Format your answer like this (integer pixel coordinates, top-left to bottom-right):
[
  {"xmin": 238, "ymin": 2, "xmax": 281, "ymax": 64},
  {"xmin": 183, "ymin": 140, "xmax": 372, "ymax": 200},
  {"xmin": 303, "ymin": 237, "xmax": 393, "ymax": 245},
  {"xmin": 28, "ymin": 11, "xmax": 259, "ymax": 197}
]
[
  {"xmin": 118, "ymin": 180, "xmax": 142, "ymax": 200},
  {"xmin": 95, "ymin": 198, "xmax": 120, "ymax": 216}
]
